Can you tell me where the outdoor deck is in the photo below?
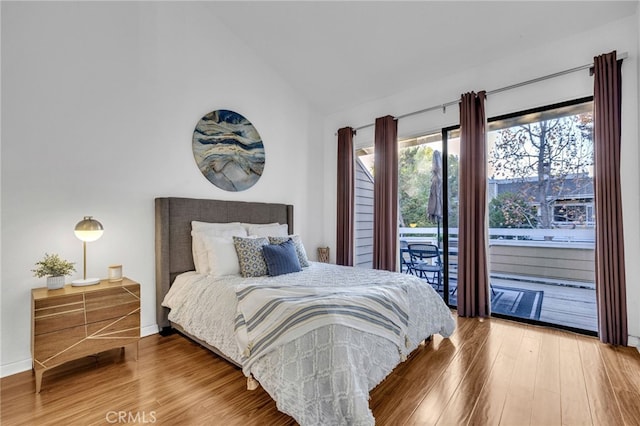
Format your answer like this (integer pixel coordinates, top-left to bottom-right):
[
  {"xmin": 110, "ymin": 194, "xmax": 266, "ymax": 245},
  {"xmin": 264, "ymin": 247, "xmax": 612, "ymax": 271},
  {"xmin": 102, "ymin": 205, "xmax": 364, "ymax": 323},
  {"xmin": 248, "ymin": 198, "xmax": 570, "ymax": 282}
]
[
  {"xmin": 399, "ymin": 228, "xmax": 598, "ymax": 334},
  {"xmin": 427, "ymin": 274, "xmax": 598, "ymax": 333},
  {"xmin": 491, "ymin": 276, "xmax": 597, "ymax": 331}
]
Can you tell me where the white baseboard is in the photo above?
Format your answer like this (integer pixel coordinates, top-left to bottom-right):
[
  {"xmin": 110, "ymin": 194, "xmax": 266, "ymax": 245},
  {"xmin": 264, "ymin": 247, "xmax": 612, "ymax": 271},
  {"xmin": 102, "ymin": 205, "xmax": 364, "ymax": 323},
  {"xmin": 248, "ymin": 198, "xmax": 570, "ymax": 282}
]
[
  {"xmin": 628, "ymin": 334, "xmax": 640, "ymax": 351},
  {"xmin": 0, "ymin": 359, "xmax": 33, "ymax": 378},
  {"xmin": 142, "ymin": 324, "xmax": 159, "ymax": 337},
  {"xmin": 1, "ymin": 324, "xmax": 160, "ymax": 378}
]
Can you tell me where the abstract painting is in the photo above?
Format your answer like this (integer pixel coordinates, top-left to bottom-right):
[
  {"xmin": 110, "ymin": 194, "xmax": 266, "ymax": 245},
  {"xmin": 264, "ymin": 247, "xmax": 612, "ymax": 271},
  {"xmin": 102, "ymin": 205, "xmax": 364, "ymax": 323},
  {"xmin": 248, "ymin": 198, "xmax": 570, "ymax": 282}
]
[{"xmin": 192, "ymin": 110, "xmax": 265, "ymax": 191}]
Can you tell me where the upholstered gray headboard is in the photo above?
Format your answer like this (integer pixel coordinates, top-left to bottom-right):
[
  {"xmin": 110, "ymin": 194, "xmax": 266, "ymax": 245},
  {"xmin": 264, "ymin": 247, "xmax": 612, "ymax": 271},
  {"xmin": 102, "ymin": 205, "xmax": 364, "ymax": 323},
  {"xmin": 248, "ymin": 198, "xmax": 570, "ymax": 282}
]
[{"xmin": 155, "ymin": 197, "xmax": 294, "ymax": 330}]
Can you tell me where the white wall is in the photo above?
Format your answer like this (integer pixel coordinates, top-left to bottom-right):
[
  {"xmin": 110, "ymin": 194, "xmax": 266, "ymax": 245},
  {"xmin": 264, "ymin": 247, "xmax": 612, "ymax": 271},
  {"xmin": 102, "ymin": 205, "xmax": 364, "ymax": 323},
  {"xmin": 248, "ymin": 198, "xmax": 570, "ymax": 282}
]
[
  {"xmin": 0, "ymin": 2, "xmax": 325, "ymax": 376},
  {"xmin": 324, "ymin": 14, "xmax": 640, "ymax": 347},
  {"xmin": 635, "ymin": 3, "xmax": 640, "ymax": 350}
]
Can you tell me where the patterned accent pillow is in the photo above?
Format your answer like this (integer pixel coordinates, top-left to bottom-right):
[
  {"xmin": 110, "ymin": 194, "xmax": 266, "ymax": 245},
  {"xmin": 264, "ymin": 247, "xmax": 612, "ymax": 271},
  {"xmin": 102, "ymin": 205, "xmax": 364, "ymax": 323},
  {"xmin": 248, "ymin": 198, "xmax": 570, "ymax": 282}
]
[
  {"xmin": 262, "ymin": 239, "xmax": 302, "ymax": 276},
  {"xmin": 268, "ymin": 235, "xmax": 310, "ymax": 267},
  {"xmin": 233, "ymin": 236, "xmax": 269, "ymax": 277}
]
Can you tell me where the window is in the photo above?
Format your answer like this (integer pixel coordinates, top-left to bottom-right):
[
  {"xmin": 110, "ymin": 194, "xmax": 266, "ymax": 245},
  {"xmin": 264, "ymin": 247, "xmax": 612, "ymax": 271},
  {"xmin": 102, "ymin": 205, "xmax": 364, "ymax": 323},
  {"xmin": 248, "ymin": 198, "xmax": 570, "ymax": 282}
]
[{"xmin": 553, "ymin": 202, "xmax": 592, "ymax": 225}]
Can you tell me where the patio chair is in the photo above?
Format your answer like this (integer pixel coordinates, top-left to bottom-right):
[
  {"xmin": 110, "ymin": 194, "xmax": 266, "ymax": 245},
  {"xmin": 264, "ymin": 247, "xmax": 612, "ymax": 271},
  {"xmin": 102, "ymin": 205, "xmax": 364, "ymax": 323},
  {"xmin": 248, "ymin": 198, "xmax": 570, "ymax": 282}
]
[
  {"xmin": 400, "ymin": 240, "xmax": 414, "ymax": 274},
  {"xmin": 408, "ymin": 243, "xmax": 443, "ymax": 291}
]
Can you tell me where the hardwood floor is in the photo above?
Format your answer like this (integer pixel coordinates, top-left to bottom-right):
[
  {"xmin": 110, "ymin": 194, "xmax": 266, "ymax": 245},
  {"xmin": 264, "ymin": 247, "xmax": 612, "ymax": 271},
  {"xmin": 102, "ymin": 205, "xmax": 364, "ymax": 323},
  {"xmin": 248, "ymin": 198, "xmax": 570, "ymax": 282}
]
[{"xmin": 2, "ymin": 314, "xmax": 639, "ymax": 425}]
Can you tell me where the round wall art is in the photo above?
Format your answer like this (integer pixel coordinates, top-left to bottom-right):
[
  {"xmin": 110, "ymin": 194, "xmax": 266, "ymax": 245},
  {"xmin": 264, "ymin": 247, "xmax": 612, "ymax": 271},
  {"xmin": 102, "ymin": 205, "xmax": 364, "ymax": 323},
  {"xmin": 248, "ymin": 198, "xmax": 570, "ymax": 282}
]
[{"xmin": 192, "ymin": 109, "xmax": 265, "ymax": 192}]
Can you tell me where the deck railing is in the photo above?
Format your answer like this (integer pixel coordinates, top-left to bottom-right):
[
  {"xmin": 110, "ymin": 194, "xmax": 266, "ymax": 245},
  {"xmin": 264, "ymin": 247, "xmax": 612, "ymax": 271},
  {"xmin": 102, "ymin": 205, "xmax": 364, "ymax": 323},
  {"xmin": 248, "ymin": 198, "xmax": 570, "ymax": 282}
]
[
  {"xmin": 400, "ymin": 227, "xmax": 595, "ymax": 246},
  {"xmin": 400, "ymin": 226, "xmax": 595, "ymax": 286}
]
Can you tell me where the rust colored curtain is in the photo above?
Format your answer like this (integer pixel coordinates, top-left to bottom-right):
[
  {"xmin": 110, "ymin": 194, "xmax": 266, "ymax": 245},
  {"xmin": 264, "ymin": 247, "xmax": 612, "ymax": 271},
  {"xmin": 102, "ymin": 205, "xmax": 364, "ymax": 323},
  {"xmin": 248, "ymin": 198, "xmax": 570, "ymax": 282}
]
[
  {"xmin": 373, "ymin": 116, "xmax": 398, "ymax": 271},
  {"xmin": 593, "ymin": 51, "xmax": 627, "ymax": 345},
  {"xmin": 458, "ymin": 91, "xmax": 490, "ymax": 317},
  {"xmin": 336, "ymin": 127, "xmax": 355, "ymax": 266}
]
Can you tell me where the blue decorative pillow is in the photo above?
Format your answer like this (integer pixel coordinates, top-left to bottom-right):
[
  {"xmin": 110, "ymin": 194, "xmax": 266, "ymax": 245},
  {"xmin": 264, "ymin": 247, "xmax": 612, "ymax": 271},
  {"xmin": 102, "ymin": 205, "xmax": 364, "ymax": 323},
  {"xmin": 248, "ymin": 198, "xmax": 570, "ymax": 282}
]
[
  {"xmin": 262, "ymin": 239, "xmax": 302, "ymax": 277},
  {"xmin": 233, "ymin": 236, "xmax": 269, "ymax": 277},
  {"xmin": 268, "ymin": 235, "xmax": 310, "ymax": 267}
]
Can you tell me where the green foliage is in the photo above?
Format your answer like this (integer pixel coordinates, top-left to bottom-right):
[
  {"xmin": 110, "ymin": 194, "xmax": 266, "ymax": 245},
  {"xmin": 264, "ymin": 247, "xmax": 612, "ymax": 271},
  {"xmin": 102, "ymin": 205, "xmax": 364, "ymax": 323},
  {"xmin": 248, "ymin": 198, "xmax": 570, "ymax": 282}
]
[
  {"xmin": 32, "ymin": 253, "xmax": 76, "ymax": 278},
  {"xmin": 398, "ymin": 145, "xmax": 432, "ymax": 227},
  {"xmin": 489, "ymin": 192, "xmax": 538, "ymax": 228},
  {"xmin": 447, "ymin": 153, "xmax": 459, "ymax": 227},
  {"xmin": 398, "ymin": 146, "xmax": 460, "ymax": 228}
]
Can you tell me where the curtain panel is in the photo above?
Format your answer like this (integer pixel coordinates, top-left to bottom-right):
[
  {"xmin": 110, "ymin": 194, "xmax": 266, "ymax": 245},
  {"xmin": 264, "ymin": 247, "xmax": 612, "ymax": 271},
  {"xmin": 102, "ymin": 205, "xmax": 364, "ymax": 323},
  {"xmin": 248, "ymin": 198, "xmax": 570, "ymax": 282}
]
[
  {"xmin": 336, "ymin": 127, "xmax": 355, "ymax": 266},
  {"xmin": 373, "ymin": 116, "xmax": 398, "ymax": 272},
  {"xmin": 593, "ymin": 51, "xmax": 627, "ymax": 346},
  {"xmin": 457, "ymin": 91, "xmax": 490, "ymax": 318}
]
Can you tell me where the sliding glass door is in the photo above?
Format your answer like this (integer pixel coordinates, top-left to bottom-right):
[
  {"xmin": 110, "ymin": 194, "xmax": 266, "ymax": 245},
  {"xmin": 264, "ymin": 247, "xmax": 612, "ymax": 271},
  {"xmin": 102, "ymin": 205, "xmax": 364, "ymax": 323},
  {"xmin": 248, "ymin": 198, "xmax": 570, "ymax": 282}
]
[
  {"xmin": 486, "ymin": 98, "xmax": 597, "ymax": 333},
  {"xmin": 396, "ymin": 131, "xmax": 458, "ymax": 306},
  {"xmin": 396, "ymin": 99, "xmax": 597, "ymax": 334},
  {"xmin": 357, "ymin": 98, "xmax": 597, "ymax": 334},
  {"xmin": 441, "ymin": 127, "xmax": 459, "ymax": 307}
]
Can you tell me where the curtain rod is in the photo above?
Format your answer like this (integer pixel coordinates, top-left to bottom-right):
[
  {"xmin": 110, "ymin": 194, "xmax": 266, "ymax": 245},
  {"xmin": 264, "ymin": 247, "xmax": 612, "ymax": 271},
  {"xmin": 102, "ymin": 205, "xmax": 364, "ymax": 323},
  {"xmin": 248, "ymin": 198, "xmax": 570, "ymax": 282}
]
[{"xmin": 350, "ymin": 51, "xmax": 628, "ymax": 133}]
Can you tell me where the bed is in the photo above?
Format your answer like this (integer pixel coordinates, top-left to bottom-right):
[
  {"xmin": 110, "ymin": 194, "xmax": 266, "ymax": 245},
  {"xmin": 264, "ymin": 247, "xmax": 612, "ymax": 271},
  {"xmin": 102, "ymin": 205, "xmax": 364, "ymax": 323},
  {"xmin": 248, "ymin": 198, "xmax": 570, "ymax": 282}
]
[{"xmin": 155, "ymin": 197, "xmax": 455, "ymax": 425}]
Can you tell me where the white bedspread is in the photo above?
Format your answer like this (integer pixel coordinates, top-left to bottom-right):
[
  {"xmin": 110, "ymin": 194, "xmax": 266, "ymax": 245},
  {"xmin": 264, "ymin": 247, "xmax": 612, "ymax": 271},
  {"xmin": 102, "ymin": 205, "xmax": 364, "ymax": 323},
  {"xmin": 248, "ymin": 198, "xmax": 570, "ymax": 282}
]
[
  {"xmin": 235, "ymin": 283, "xmax": 411, "ymax": 375},
  {"xmin": 163, "ymin": 262, "xmax": 455, "ymax": 426}
]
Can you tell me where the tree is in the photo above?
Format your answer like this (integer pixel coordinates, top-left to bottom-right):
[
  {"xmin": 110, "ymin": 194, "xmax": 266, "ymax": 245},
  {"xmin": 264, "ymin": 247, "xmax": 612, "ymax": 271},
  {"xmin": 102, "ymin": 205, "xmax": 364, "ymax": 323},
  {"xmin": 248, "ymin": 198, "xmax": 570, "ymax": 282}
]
[
  {"xmin": 398, "ymin": 145, "xmax": 433, "ymax": 227},
  {"xmin": 489, "ymin": 192, "xmax": 538, "ymax": 228},
  {"xmin": 488, "ymin": 112, "xmax": 593, "ymax": 229},
  {"xmin": 447, "ymin": 153, "xmax": 459, "ymax": 227},
  {"xmin": 398, "ymin": 146, "xmax": 460, "ymax": 229}
]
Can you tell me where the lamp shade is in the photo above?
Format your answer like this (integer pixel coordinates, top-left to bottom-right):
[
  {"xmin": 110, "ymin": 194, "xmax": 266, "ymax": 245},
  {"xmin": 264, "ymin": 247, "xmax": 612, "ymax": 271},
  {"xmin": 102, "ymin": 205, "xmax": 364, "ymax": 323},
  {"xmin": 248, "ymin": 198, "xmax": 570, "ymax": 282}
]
[{"xmin": 74, "ymin": 216, "xmax": 104, "ymax": 242}]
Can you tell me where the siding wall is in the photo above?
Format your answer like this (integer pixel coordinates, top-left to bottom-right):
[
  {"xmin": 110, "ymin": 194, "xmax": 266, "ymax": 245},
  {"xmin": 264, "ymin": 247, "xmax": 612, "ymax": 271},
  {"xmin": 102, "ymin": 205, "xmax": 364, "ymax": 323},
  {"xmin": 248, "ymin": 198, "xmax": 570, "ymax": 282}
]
[
  {"xmin": 354, "ymin": 159, "xmax": 374, "ymax": 268},
  {"xmin": 489, "ymin": 244, "xmax": 595, "ymax": 284}
]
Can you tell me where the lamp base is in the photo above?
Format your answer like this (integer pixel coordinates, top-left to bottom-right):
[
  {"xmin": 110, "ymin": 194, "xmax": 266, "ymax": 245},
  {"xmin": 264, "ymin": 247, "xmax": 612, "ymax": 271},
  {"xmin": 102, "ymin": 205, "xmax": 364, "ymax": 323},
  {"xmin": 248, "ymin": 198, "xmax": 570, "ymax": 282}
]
[{"xmin": 71, "ymin": 278, "xmax": 101, "ymax": 286}]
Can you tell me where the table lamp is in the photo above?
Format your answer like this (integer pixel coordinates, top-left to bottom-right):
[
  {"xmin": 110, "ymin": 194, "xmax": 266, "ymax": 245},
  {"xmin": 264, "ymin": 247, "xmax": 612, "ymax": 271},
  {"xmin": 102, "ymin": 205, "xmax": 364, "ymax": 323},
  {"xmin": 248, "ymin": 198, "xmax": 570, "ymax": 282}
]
[{"xmin": 71, "ymin": 216, "xmax": 104, "ymax": 286}]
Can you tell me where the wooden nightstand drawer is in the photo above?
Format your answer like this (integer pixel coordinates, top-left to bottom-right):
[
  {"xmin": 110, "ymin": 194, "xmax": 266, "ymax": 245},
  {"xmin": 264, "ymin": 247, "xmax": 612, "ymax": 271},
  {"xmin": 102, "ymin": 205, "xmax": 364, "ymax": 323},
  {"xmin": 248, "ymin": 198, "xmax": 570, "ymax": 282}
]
[
  {"xmin": 34, "ymin": 294, "xmax": 84, "ymax": 310},
  {"xmin": 85, "ymin": 286, "xmax": 140, "ymax": 323},
  {"xmin": 34, "ymin": 312, "xmax": 85, "ymax": 335},
  {"xmin": 86, "ymin": 312, "xmax": 140, "ymax": 338},
  {"xmin": 33, "ymin": 324, "xmax": 87, "ymax": 364},
  {"xmin": 31, "ymin": 278, "xmax": 141, "ymax": 393},
  {"xmin": 33, "ymin": 294, "xmax": 85, "ymax": 335},
  {"xmin": 35, "ymin": 315, "xmax": 140, "ymax": 368}
]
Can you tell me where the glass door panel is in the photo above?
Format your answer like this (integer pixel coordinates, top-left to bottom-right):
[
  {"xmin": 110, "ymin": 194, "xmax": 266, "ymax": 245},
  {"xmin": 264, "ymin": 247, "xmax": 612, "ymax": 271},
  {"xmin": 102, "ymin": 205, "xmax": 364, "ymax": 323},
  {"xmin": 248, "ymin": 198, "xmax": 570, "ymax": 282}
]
[
  {"xmin": 442, "ymin": 128, "xmax": 460, "ymax": 307},
  {"xmin": 486, "ymin": 99, "xmax": 597, "ymax": 333},
  {"xmin": 397, "ymin": 133, "xmax": 452, "ymax": 304}
]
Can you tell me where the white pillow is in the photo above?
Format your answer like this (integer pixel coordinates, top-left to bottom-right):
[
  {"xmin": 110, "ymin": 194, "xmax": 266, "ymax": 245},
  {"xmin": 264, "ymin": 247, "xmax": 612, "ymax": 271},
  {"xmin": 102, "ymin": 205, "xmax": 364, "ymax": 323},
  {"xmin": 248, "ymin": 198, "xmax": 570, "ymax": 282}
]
[
  {"xmin": 202, "ymin": 236, "xmax": 241, "ymax": 277},
  {"xmin": 240, "ymin": 222, "xmax": 279, "ymax": 233},
  {"xmin": 247, "ymin": 223, "xmax": 289, "ymax": 238},
  {"xmin": 192, "ymin": 221, "xmax": 242, "ymax": 231},
  {"xmin": 191, "ymin": 222, "xmax": 246, "ymax": 274}
]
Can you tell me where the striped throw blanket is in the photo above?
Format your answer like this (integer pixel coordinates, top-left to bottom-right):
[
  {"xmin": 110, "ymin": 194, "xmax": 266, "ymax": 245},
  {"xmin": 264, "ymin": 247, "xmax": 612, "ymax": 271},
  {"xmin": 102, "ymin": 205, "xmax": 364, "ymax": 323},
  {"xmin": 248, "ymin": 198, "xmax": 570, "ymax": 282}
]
[{"xmin": 234, "ymin": 284, "xmax": 411, "ymax": 375}]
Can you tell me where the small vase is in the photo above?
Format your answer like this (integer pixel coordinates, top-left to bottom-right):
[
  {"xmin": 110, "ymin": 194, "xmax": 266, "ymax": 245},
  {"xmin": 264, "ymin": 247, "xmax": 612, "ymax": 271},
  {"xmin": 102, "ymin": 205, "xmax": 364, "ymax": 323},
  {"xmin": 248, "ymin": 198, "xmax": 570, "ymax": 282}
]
[{"xmin": 46, "ymin": 276, "xmax": 65, "ymax": 290}]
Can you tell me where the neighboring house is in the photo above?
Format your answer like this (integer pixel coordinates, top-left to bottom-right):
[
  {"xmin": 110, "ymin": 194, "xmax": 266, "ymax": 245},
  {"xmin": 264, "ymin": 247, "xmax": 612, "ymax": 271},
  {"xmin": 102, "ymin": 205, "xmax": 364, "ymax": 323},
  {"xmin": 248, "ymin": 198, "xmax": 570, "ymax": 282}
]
[
  {"xmin": 488, "ymin": 174, "xmax": 595, "ymax": 227},
  {"xmin": 355, "ymin": 158, "xmax": 374, "ymax": 268}
]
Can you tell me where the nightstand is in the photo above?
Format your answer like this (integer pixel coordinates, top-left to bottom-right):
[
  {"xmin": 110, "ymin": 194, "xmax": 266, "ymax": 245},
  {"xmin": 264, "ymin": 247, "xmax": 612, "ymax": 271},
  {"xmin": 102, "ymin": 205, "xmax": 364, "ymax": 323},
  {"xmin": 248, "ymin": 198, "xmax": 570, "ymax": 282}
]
[{"xmin": 31, "ymin": 277, "xmax": 140, "ymax": 393}]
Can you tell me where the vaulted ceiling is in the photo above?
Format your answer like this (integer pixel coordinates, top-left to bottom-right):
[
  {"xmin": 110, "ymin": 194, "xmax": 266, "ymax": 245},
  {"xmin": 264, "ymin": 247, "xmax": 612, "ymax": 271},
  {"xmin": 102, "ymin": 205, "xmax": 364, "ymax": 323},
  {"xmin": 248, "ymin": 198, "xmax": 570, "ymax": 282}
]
[{"xmin": 211, "ymin": 1, "xmax": 638, "ymax": 113}]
